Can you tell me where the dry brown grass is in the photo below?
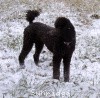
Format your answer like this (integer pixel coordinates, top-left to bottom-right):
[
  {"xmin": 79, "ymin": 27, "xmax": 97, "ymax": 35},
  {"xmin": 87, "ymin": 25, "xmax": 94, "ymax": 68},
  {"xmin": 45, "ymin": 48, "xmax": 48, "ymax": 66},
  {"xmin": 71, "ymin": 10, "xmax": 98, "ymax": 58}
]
[
  {"xmin": 62, "ymin": 0, "xmax": 100, "ymax": 13},
  {"xmin": 1, "ymin": 0, "xmax": 99, "ymax": 13},
  {"xmin": 0, "ymin": 0, "xmax": 100, "ymax": 25},
  {"xmin": 62, "ymin": 0, "xmax": 100, "ymax": 25}
]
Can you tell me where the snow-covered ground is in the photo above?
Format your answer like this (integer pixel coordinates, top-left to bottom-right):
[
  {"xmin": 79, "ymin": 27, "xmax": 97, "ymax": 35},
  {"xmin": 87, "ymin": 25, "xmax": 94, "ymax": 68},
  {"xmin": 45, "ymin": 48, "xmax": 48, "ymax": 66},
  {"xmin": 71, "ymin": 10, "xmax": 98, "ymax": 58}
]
[{"xmin": 0, "ymin": 0, "xmax": 100, "ymax": 98}]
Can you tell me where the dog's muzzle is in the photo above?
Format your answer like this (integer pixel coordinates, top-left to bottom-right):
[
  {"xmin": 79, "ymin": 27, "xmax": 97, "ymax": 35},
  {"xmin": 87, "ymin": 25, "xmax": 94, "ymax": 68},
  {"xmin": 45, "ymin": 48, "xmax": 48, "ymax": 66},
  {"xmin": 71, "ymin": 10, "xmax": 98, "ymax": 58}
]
[
  {"xmin": 64, "ymin": 42, "xmax": 71, "ymax": 46},
  {"xmin": 64, "ymin": 38, "xmax": 75, "ymax": 47},
  {"xmin": 64, "ymin": 42, "xmax": 72, "ymax": 46}
]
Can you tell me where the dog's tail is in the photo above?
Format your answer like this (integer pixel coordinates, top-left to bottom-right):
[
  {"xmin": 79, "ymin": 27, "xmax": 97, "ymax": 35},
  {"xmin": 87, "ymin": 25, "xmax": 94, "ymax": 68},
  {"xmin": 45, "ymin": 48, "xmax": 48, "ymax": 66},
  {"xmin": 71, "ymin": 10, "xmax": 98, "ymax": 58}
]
[{"xmin": 26, "ymin": 10, "xmax": 40, "ymax": 24}]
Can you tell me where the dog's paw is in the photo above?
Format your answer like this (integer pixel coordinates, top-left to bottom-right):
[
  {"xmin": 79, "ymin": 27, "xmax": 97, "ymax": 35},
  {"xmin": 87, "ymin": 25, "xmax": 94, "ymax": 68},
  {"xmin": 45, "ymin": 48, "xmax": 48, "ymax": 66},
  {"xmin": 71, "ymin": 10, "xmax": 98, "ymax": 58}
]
[
  {"xmin": 20, "ymin": 64, "xmax": 25, "ymax": 69},
  {"xmin": 64, "ymin": 78, "xmax": 69, "ymax": 82}
]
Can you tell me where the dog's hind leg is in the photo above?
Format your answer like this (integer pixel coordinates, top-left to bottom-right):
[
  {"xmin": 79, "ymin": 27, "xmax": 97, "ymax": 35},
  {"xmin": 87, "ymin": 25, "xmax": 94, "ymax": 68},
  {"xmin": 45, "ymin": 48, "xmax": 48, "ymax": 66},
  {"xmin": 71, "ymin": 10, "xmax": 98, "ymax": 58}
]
[
  {"xmin": 33, "ymin": 41, "xmax": 44, "ymax": 65},
  {"xmin": 19, "ymin": 31, "xmax": 34, "ymax": 68},
  {"xmin": 53, "ymin": 54, "xmax": 62, "ymax": 80}
]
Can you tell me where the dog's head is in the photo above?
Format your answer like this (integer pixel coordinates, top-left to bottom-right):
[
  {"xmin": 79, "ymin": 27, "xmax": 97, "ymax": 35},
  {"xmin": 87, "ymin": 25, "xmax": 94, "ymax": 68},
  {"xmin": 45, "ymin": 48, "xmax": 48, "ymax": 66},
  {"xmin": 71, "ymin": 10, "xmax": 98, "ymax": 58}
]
[{"xmin": 55, "ymin": 17, "xmax": 76, "ymax": 46}]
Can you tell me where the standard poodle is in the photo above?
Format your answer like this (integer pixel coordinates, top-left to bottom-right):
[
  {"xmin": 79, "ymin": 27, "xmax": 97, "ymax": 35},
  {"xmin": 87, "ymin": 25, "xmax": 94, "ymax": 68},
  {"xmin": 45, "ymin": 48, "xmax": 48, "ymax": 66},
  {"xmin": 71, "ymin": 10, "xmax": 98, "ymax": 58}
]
[{"xmin": 19, "ymin": 10, "xmax": 76, "ymax": 82}]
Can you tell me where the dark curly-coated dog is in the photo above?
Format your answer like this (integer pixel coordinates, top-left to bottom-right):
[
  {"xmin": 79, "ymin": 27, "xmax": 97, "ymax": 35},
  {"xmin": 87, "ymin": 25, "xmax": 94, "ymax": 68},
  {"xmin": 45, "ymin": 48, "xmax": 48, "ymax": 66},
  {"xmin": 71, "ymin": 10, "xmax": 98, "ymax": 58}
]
[{"xmin": 19, "ymin": 10, "xmax": 76, "ymax": 82}]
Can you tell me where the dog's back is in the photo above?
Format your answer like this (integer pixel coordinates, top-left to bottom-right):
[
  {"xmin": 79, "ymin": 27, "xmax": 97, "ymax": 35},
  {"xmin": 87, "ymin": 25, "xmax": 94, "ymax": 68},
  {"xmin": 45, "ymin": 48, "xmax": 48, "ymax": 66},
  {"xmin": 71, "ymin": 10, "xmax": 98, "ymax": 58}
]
[{"xmin": 25, "ymin": 10, "xmax": 58, "ymax": 52}]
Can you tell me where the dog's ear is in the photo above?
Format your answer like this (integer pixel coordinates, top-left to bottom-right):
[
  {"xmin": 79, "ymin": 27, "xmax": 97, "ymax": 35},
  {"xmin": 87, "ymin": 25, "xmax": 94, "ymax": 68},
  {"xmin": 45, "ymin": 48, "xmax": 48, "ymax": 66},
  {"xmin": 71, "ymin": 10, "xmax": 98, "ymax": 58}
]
[
  {"xmin": 54, "ymin": 17, "xmax": 71, "ymax": 29},
  {"xmin": 54, "ymin": 17, "xmax": 74, "ymax": 29}
]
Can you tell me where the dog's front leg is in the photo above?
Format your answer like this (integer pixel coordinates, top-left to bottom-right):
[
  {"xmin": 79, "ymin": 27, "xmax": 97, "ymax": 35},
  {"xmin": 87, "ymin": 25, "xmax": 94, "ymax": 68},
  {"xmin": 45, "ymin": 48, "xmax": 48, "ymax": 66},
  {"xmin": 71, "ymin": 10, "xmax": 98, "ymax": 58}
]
[
  {"xmin": 53, "ymin": 54, "xmax": 62, "ymax": 80},
  {"xmin": 63, "ymin": 53, "xmax": 73, "ymax": 82}
]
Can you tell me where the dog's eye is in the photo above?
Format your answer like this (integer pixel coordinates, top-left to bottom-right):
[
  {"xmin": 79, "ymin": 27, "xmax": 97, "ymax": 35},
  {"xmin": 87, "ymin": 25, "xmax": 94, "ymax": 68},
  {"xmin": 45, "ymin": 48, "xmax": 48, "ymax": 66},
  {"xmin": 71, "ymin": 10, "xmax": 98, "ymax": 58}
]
[{"xmin": 68, "ymin": 28, "xmax": 71, "ymax": 30}]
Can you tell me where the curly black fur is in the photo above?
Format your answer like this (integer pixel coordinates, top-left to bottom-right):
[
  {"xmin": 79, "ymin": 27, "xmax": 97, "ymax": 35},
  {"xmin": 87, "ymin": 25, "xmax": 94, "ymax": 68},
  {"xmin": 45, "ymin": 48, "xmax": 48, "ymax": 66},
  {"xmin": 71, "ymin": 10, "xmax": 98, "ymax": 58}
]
[
  {"xmin": 26, "ymin": 10, "xmax": 40, "ymax": 24},
  {"xmin": 19, "ymin": 10, "xmax": 76, "ymax": 82}
]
